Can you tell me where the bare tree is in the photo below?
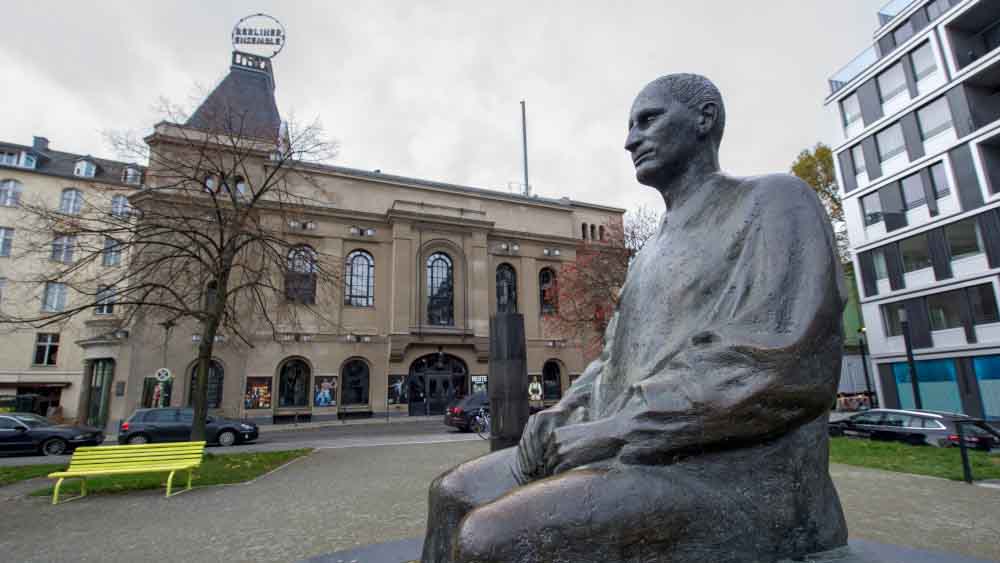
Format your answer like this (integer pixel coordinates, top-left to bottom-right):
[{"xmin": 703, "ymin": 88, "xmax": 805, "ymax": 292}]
[{"xmin": 2, "ymin": 99, "xmax": 339, "ymax": 440}]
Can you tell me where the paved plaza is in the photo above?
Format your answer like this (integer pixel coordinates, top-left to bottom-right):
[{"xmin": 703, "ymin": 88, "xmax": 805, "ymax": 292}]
[{"xmin": 1, "ymin": 440, "xmax": 998, "ymax": 563}]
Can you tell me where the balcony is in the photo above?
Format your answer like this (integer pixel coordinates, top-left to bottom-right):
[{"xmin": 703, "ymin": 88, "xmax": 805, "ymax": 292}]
[
  {"xmin": 829, "ymin": 47, "xmax": 879, "ymax": 95},
  {"xmin": 946, "ymin": 1, "xmax": 1000, "ymax": 71}
]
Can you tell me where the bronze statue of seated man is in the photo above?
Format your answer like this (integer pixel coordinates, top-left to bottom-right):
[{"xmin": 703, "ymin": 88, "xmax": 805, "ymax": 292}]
[{"xmin": 421, "ymin": 74, "xmax": 848, "ymax": 563}]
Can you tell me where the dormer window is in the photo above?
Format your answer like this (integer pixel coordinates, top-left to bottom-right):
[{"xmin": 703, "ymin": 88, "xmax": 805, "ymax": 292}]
[
  {"xmin": 19, "ymin": 154, "xmax": 36, "ymax": 169},
  {"xmin": 0, "ymin": 152, "xmax": 16, "ymax": 166},
  {"xmin": 74, "ymin": 160, "xmax": 96, "ymax": 178},
  {"xmin": 121, "ymin": 167, "xmax": 141, "ymax": 185}
]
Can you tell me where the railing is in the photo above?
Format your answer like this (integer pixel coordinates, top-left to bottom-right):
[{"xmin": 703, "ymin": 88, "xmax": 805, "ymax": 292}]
[
  {"xmin": 829, "ymin": 46, "xmax": 879, "ymax": 95},
  {"xmin": 879, "ymin": 0, "xmax": 918, "ymax": 26}
]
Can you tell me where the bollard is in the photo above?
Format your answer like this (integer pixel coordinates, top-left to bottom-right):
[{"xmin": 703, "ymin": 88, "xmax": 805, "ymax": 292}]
[{"xmin": 488, "ymin": 313, "xmax": 530, "ymax": 451}]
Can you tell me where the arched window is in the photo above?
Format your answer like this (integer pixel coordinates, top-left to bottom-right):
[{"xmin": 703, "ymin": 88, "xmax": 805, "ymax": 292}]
[
  {"xmin": 60, "ymin": 188, "xmax": 82, "ymax": 215},
  {"xmin": 599, "ymin": 225, "xmax": 605, "ymax": 241},
  {"xmin": 539, "ymin": 268, "xmax": 557, "ymax": 315},
  {"xmin": 204, "ymin": 176, "xmax": 217, "ymax": 192},
  {"xmin": 590, "ymin": 224, "xmax": 596, "ymax": 241},
  {"xmin": 542, "ymin": 360, "xmax": 563, "ymax": 401},
  {"xmin": 278, "ymin": 358, "xmax": 310, "ymax": 408},
  {"xmin": 496, "ymin": 263, "xmax": 518, "ymax": 313},
  {"xmin": 111, "ymin": 195, "xmax": 129, "ymax": 217},
  {"xmin": 426, "ymin": 252, "xmax": 454, "ymax": 326},
  {"xmin": 0, "ymin": 179, "xmax": 22, "ymax": 207},
  {"xmin": 345, "ymin": 250, "xmax": 374, "ymax": 307},
  {"xmin": 341, "ymin": 358, "xmax": 370, "ymax": 406},
  {"xmin": 286, "ymin": 246, "xmax": 317, "ymax": 304},
  {"xmin": 204, "ymin": 280, "xmax": 218, "ymax": 312},
  {"xmin": 227, "ymin": 176, "xmax": 248, "ymax": 198},
  {"xmin": 189, "ymin": 360, "xmax": 224, "ymax": 409},
  {"xmin": 581, "ymin": 223, "xmax": 588, "ymax": 240}
]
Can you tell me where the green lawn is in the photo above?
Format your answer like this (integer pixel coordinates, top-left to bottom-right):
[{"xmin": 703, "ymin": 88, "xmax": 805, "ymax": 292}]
[
  {"xmin": 26, "ymin": 449, "xmax": 312, "ymax": 497},
  {"xmin": 0, "ymin": 463, "xmax": 67, "ymax": 487},
  {"xmin": 829, "ymin": 437, "xmax": 1000, "ymax": 481}
]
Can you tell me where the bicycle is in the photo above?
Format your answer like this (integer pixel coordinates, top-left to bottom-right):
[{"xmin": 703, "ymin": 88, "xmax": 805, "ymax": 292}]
[{"xmin": 471, "ymin": 407, "xmax": 491, "ymax": 440}]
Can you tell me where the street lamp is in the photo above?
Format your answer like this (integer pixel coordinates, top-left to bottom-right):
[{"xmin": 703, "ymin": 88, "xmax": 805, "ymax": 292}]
[
  {"xmin": 898, "ymin": 308, "xmax": 923, "ymax": 409},
  {"xmin": 857, "ymin": 327, "xmax": 876, "ymax": 408}
]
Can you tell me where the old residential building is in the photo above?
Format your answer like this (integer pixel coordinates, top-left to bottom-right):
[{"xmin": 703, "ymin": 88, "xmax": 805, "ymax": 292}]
[
  {"xmin": 826, "ymin": 0, "xmax": 1000, "ymax": 420},
  {"xmin": 2, "ymin": 51, "xmax": 623, "ymax": 431}
]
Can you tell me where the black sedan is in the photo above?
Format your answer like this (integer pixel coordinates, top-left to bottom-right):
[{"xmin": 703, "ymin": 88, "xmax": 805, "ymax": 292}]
[
  {"xmin": 0, "ymin": 412, "xmax": 104, "ymax": 456},
  {"xmin": 118, "ymin": 407, "xmax": 258, "ymax": 446},
  {"xmin": 444, "ymin": 393, "xmax": 489, "ymax": 432},
  {"xmin": 829, "ymin": 408, "xmax": 999, "ymax": 450}
]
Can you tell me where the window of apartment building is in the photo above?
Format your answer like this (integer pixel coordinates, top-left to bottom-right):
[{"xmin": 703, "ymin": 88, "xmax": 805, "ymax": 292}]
[
  {"xmin": 110, "ymin": 195, "xmax": 129, "ymax": 217},
  {"xmin": 900, "ymin": 233, "xmax": 932, "ymax": 272},
  {"xmin": 970, "ymin": 283, "xmax": 1000, "ymax": 324},
  {"xmin": 0, "ymin": 227, "xmax": 13, "ymax": 257},
  {"xmin": 900, "ymin": 173, "xmax": 926, "ymax": 209},
  {"xmin": 344, "ymin": 249, "xmax": 374, "ymax": 307},
  {"xmin": 496, "ymin": 263, "xmax": 518, "ymax": 314},
  {"xmin": 945, "ymin": 218, "xmax": 984, "ymax": 260},
  {"xmin": 33, "ymin": 333, "xmax": 59, "ymax": 366},
  {"xmin": 0, "ymin": 179, "xmax": 22, "ymax": 207},
  {"xmin": 861, "ymin": 191, "xmax": 883, "ymax": 226},
  {"xmin": 0, "ymin": 152, "xmax": 17, "ymax": 166},
  {"xmin": 73, "ymin": 160, "xmax": 96, "ymax": 178},
  {"xmin": 102, "ymin": 237, "xmax": 122, "ymax": 267},
  {"xmin": 877, "ymin": 63, "xmax": 908, "ymax": 105},
  {"xmin": 285, "ymin": 246, "xmax": 317, "ymax": 304},
  {"xmin": 851, "ymin": 144, "xmax": 867, "ymax": 176},
  {"xmin": 42, "ymin": 282, "xmax": 66, "ymax": 312},
  {"xmin": 51, "ymin": 234, "xmax": 75, "ymax": 263},
  {"xmin": 59, "ymin": 188, "xmax": 82, "ymax": 215},
  {"xmin": 926, "ymin": 0, "xmax": 950, "ymax": 21},
  {"xmin": 121, "ymin": 167, "xmax": 141, "ymax": 185},
  {"xmin": 873, "ymin": 249, "xmax": 890, "ymax": 280},
  {"xmin": 876, "ymin": 124, "xmax": 906, "ymax": 163},
  {"xmin": 917, "ymin": 98, "xmax": 953, "ymax": 140},
  {"xmin": 540, "ymin": 268, "xmax": 558, "ymax": 315},
  {"xmin": 882, "ymin": 301, "xmax": 906, "ymax": 336},
  {"xmin": 20, "ymin": 154, "xmax": 36, "ymax": 169},
  {"xmin": 929, "ymin": 161, "xmax": 951, "ymax": 197},
  {"xmin": 841, "ymin": 93, "xmax": 862, "ymax": 130},
  {"xmin": 95, "ymin": 285, "xmax": 115, "ymax": 315},
  {"xmin": 927, "ymin": 289, "xmax": 964, "ymax": 330},
  {"xmin": 910, "ymin": 42, "xmax": 938, "ymax": 81},
  {"xmin": 427, "ymin": 252, "xmax": 454, "ymax": 326},
  {"xmin": 892, "ymin": 20, "xmax": 915, "ymax": 47}
]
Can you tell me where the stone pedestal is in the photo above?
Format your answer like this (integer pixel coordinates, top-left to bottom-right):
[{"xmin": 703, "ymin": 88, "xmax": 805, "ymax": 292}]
[{"xmin": 487, "ymin": 313, "xmax": 529, "ymax": 451}]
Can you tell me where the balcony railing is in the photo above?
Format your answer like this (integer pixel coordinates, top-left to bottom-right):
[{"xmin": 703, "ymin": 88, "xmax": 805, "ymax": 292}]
[
  {"xmin": 878, "ymin": 0, "xmax": 918, "ymax": 26},
  {"xmin": 829, "ymin": 46, "xmax": 879, "ymax": 95}
]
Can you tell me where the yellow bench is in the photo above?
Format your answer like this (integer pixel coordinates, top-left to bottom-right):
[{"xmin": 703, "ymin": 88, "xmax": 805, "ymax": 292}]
[{"xmin": 47, "ymin": 441, "xmax": 206, "ymax": 504}]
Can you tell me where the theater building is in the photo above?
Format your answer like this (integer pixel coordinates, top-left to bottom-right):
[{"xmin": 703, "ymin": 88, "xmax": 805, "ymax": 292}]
[
  {"xmin": 826, "ymin": 0, "xmax": 1000, "ymax": 420},
  {"xmin": 2, "ymin": 49, "xmax": 622, "ymax": 430}
]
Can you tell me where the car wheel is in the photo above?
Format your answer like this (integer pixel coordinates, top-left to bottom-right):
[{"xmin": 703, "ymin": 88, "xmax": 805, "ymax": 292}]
[
  {"xmin": 217, "ymin": 430, "xmax": 237, "ymax": 447},
  {"xmin": 127, "ymin": 434, "xmax": 150, "ymax": 445},
  {"xmin": 41, "ymin": 438, "xmax": 68, "ymax": 456}
]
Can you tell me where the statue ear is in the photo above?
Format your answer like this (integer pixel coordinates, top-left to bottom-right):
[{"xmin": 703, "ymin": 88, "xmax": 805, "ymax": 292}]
[{"xmin": 697, "ymin": 102, "xmax": 718, "ymax": 138}]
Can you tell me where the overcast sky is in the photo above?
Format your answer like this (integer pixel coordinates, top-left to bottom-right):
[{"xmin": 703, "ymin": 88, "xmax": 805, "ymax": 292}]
[{"xmin": 1, "ymin": 1, "xmax": 887, "ymax": 212}]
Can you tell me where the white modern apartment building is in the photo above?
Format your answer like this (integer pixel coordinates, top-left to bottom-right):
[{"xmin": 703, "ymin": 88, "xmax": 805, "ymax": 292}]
[{"xmin": 825, "ymin": 0, "xmax": 1000, "ymax": 420}]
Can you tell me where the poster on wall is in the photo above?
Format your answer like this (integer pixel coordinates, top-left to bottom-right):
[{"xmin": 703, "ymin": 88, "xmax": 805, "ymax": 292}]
[
  {"xmin": 244, "ymin": 377, "xmax": 272, "ymax": 409},
  {"xmin": 314, "ymin": 376, "xmax": 337, "ymax": 407},
  {"xmin": 471, "ymin": 375, "xmax": 487, "ymax": 395},
  {"xmin": 387, "ymin": 375, "xmax": 407, "ymax": 405}
]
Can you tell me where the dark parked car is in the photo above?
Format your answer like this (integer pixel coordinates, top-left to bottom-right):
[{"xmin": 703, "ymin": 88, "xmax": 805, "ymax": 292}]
[
  {"xmin": 118, "ymin": 408, "xmax": 258, "ymax": 446},
  {"xmin": 0, "ymin": 412, "xmax": 104, "ymax": 456},
  {"xmin": 829, "ymin": 408, "xmax": 999, "ymax": 450},
  {"xmin": 444, "ymin": 393, "xmax": 489, "ymax": 432}
]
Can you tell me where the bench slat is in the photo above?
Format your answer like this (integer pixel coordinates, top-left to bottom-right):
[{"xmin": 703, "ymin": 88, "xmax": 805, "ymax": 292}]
[
  {"xmin": 68, "ymin": 460, "xmax": 203, "ymax": 471},
  {"xmin": 69, "ymin": 451, "xmax": 204, "ymax": 463},
  {"xmin": 72, "ymin": 446, "xmax": 205, "ymax": 456},
  {"xmin": 50, "ymin": 464, "xmax": 199, "ymax": 478},
  {"xmin": 75, "ymin": 441, "xmax": 206, "ymax": 452}
]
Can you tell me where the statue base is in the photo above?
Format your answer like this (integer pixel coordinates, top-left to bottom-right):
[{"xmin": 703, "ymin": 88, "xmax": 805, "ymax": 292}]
[{"xmin": 299, "ymin": 538, "xmax": 994, "ymax": 563}]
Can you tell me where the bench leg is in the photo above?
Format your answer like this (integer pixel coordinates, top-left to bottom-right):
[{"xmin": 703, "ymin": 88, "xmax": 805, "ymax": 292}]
[
  {"xmin": 166, "ymin": 470, "xmax": 175, "ymax": 497},
  {"xmin": 52, "ymin": 477, "xmax": 86, "ymax": 505},
  {"xmin": 52, "ymin": 478, "xmax": 64, "ymax": 505},
  {"xmin": 81, "ymin": 477, "xmax": 87, "ymax": 499},
  {"xmin": 186, "ymin": 468, "xmax": 193, "ymax": 493}
]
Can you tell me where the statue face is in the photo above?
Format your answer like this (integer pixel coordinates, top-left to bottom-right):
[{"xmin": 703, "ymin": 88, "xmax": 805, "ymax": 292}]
[{"xmin": 624, "ymin": 81, "xmax": 702, "ymax": 188}]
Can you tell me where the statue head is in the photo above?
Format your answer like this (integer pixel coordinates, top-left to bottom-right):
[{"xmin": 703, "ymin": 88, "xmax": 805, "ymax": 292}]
[{"xmin": 624, "ymin": 74, "xmax": 725, "ymax": 189}]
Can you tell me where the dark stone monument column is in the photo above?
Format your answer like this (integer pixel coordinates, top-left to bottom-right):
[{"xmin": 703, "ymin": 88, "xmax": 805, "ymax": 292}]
[{"xmin": 488, "ymin": 313, "xmax": 529, "ymax": 451}]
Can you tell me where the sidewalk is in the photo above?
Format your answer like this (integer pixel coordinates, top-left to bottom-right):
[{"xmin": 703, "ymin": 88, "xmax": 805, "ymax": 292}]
[{"xmin": 256, "ymin": 414, "xmax": 440, "ymax": 434}]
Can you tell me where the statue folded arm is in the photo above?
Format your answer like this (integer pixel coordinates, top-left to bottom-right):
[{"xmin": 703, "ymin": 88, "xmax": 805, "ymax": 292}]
[{"xmin": 544, "ymin": 178, "xmax": 844, "ymax": 474}]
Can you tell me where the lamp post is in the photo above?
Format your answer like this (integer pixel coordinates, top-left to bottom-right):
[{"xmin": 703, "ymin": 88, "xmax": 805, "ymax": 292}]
[
  {"xmin": 898, "ymin": 309, "xmax": 923, "ymax": 409},
  {"xmin": 857, "ymin": 328, "xmax": 876, "ymax": 408}
]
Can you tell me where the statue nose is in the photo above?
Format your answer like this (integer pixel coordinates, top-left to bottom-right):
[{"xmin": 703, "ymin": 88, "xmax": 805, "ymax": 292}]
[{"xmin": 624, "ymin": 130, "xmax": 641, "ymax": 153}]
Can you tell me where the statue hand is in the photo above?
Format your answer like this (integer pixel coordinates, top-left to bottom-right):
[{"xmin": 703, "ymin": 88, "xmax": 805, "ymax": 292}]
[
  {"xmin": 544, "ymin": 420, "xmax": 624, "ymax": 476},
  {"xmin": 517, "ymin": 407, "xmax": 570, "ymax": 479}
]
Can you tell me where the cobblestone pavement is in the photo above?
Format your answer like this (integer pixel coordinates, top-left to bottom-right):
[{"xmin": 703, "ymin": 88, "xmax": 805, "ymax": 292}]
[{"xmin": 1, "ymin": 440, "xmax": 998, "ymax": 563}]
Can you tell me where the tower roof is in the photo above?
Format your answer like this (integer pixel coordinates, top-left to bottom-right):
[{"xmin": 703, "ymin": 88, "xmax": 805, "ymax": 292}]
[{"xmin": 186, "ymin": 52, "xmax": 281, "ymax": 140}]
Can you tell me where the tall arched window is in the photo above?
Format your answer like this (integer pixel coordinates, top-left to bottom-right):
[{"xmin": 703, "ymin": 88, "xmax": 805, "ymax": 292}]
[
  {"xmin": 427, "ymin": 252, "xmax": 454, "ymax": 326},
  {"xmin": 278, "ymin": 358, "xmax": 310, "ymax": 408},
  {"xmin": 345, "ymin": 250, "xmax": 374, "ymax": 307},
  {"xmin": 539, "ymin": 268, "xmax": 557, "ymax": 315},
  {"xmin": 60, "ymin": 188, "xmax": 83, "ymax": 215},
  {"xmin": 599, "ymin": 225, "xmax": 605, "ymax": 241},
  {"xmin": 496, "ymin": 263, "xmax": 517, "ymax": 313},
  {"xmin": 341, "ymin": 358, "xmax": 371, "ymax": 406},
  {"xmin": 286, "ymin": 246, "xmax": 317, "ymax": 304},
  {"xmin": 590, "ymin": 224, "xmax": 596, "ymax": 241},
  {"xmin": 204, "ymin": 280, "xmax": 219, "ymax": 312},
  {"xmin": 0, "ymin": 179, "xmax": 22, "ymax": 207},
  {"xmin": 189, "ymin": 360, "xmax": 224, "ymax": 409},
  {"xmin": 581, "ymin": 223, "xmax": 588, "ymax": 240},
  {"xmin": 542, "ymin": 360, "xmax": 563, "ymax": 401}
]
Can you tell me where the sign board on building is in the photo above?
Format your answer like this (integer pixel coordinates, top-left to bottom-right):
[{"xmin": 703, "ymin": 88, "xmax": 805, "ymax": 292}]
[
  {"xmin": 232, "ymin": 13, "xmax": 286, "ymax": 59},
  {"xmin": 155, "ymin": 368, "xmax": 172, "ymax": 382}
]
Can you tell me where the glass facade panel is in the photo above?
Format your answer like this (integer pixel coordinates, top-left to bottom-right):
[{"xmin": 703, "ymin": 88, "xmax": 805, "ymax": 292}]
[
  {"xmin": 427, "ymin": 252, "xmax": 454, "ymax": 326},
  {"xmin": 882, "ymin": 301, "xmax": 905, "ymax": 336},
  {"xmin": 900, "ymin": 174, "xmax": 925, "ymax": 209},
  {"xmin": 851, "ymin": 144, "xmax": 867, "ymax": 176},
  {"xmin": 873, "ymin": 249, "xmax": 889, "ymax": 280},
  {"xmin": 899, "ymin": 234, "xmax": 931, "ymax": 272},
  {"xmin": 926, "ymin": 290, "xmax": 963, "ymax": 330},
  {"xmin": 877, "ymin": 63, "xmax": 908, "ymax": 103},
  {"xmin": 876, "ymin": 124, "xmax": 906, "ymax": 162},
  {"xmin": 969, "ymin": 284, "xmax": 999, "ymax": 324},
  {"xmin": 892, "ymin": 359, "xmax": 962, "ymax": 413},
  {"xmin": 892, "ymin": 21, "xmax": 915, "ymax": 46},
  {"xmin": 344, "ymin": 250, "xmax": 374, "ymax": 307},
  {"xmin": 925, "ymin": 0, "xmax": 950, "ymax": 20},
  {"xmin": 946, "ymin": 219, "xmax": 983, "ymax": 260},
  {"xmin": 861, "ymin": 192, "xmax": 882, "ymax": 226},
  {"xmin": 917, "ymin": 98, "xmax": 953, "ymax": 140},
  {"xmin": 929, "ymin": 162, "xmax": 950, "ymax": 197},
  {"xmin": 842, "ymin": 94, "xmax": 862, "ymax": 128},
  {"xmin": 972, "ymin": 355, "xmax": 1000, "ymax": 419},
  {"xmin": 910, "ymin": 42, "xmax": 937, "ymax": 80}
]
